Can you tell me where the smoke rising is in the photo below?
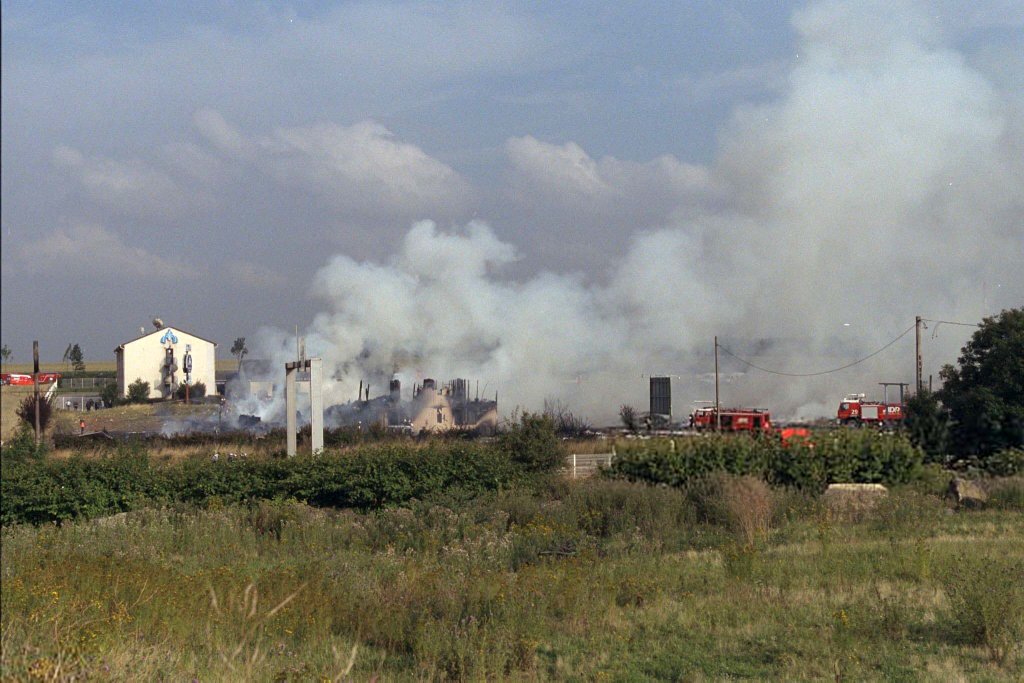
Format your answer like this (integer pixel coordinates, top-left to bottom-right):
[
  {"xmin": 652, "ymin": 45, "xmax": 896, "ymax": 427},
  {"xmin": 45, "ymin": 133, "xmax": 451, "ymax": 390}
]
[{"xmin": 251, "ymin": 0, "xmax": 1023, "ymax": 424}]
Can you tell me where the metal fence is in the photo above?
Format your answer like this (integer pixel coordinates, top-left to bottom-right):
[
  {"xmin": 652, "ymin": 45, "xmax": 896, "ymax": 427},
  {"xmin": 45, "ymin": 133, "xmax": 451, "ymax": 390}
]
[
  {"xmin": 567, "ymin": 449, "xmax": 617, "ymax": 479},
  {"xmin": 55, "ymin": 395, "xmax": 105, "ymax": 412},
  {"xmin": 59, "ymin": 377, "xmax": 111, "ymax": 390}
]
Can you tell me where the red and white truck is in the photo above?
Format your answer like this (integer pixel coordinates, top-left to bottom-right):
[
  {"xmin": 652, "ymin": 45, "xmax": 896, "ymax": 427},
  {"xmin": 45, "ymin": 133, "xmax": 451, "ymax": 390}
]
[
  {"xmin": 690, "ymin": 406, "xmax": 773, "ymax": 432},
  {"xmin": 836, "ymin": 393, "xmax": 905, "ymax": 426}
]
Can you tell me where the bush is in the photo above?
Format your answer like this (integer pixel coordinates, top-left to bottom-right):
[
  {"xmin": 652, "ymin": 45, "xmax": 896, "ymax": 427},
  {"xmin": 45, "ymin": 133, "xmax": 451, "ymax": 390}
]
[
  {"xmin": 15, "ymin": 394, "xmax": 54, "ymax": 432},
  {"xmin": 940, "ymin": 555, "xmax": 1024, "ymax": 666},
  {"xmin": 904, "ymin": 390, "xmax": 950, "ymax": 463},
  {"xmin": 1, "ymin": 441, "xmax": 526, "ymax": 525},
  {"xmin": 126, "ymin": 378, "xmax": 150, "ymax": 404},
  {"xmin": 175, "ymin": 381, "xmax": 207, "ymax": 400},
  {"xmin": 498, "ymin": 412, "xmax": 563, "ymax": 472},
  {"xmin": 984, "ymin": 476, "xmax": 1024, "ymax": 511},
  {"xmin": 608, "ymin": 431, "xmax": 924, "ymax": 491},
  {"xmin": 0, "ymin": 428, "xmax": 48, "ymax": 462},
  {"xmin": 686, "ymin": 473, "xmax": 773, "ymax": 546},
  {"xmin": 99, "ymin": 382, "xmax": 120, "ymax": 407}
]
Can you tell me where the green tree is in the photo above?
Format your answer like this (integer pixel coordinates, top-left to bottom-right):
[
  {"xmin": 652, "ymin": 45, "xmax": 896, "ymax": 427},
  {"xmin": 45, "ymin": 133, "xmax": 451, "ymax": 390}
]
[
  {"xmin": 938, "ymin": 308, "xmax": 1024, "ymax": 458},
  {"xmin": 498, "ymin": 411, "xmax": 563, "ymax": 471},
  {"xmin": 68, "ymin": 343, "xmax": 85, "ymax": 372},
  {"xmin": 904, "ymin": 390, "xmax": 950, "ymax": 463},
  {"xmin": 126, "ymin": 378, "xmax": 151, "ymax": 404},
  {"xmin": 100, "ymin": 382, "xmax": 119, "ymax": 407},
  {"xmin": 0, "ymin": 343, "xmax": 11, "ymax": 372},
  {"xmin": 231, "ymin": 337, "xmax": 248, "ymax": 372}
]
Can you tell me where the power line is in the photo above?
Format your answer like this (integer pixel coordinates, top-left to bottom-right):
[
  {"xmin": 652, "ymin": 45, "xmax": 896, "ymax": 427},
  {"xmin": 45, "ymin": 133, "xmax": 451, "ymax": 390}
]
[
  {"xmin": 717, "ymin": 323, "xmax": 916, "ymax": 377},
  {"xmin": 921, "ymin": 319, "xmax": 983, "ymax": 327}
]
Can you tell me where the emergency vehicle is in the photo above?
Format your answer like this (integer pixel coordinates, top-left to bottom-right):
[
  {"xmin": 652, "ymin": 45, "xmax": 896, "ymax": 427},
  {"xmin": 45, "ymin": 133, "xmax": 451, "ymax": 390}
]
[{"xmin": 836, "ymin": 393, "xmax": 905, "ymax": 426}]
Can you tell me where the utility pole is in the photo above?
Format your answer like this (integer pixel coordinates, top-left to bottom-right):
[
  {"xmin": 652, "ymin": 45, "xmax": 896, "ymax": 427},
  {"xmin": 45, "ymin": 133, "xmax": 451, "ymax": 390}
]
[
  {"xmin": 33, "ymin": 341, "xmax": 41, "ymax": 445},
  {"xmin": 915, "ymin": 316, "xmax": 923, "ymax": 395},
  {"xmin": 714, "ymin": 336, "xmax": 721, "ymax": 431}
]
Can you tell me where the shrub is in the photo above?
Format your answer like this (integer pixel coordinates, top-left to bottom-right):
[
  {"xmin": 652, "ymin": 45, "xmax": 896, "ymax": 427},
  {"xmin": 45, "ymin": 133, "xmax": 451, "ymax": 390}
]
[
  {"xmin": 1, "ymin": 441, "xmax": 525, "ymax": 525},
  {"xmin": 609, "ymin": 431, "xmax": 924, "ymax": 491},
  {"xmin": 99, "ymin": 382, "xmax": 120, "ymax": 407},
  {"xmin": 984, "ymin": 476, "xmax": 1024, "ymax": 511},
  {"xmin": 126, "ymin": 378, "xmax": 151, "ymax": 403},
  {"xmin": 687, "ymin": 473, "xmax": 773, "ymax": 546},
  {"xmin": 940, "ymin": 555, "xmax": 1024, "ymax": 666},
  {"xmin": 903, "ymin": 390, "xmax": 950, "ymax": 463},
  {"xmin": 175, "ymin": 381, "xmax": 207, "ymax": 400},
  {"xmin": 0, "ymin": 428, "xmax": 48, "ymax": 462},
  {"xmin": 498, "ymin": 412, "xmax": 563, "ymax": 472},
  {"xmin": 15, "ymin": 394, "xmax": 54, "ymax": 432},
  {"xmin": 619, "ymin": 405, "xmax": 639, "ymax": 433},
  {"xmin": 980, "ymin": 448, "xmax": 1024, "ymax": 477}
]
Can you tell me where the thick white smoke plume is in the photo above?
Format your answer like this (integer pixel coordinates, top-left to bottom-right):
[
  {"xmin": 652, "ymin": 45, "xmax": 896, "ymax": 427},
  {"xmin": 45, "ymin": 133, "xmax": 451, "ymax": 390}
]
[{"xmin": 251, "ymin": 0, "xmax": 1023, "ymax": 424}]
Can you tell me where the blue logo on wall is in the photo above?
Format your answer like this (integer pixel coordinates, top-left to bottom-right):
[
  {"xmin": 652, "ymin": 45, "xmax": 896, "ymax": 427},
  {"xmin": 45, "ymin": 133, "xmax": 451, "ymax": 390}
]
[{"xmin": 160, "ymin": 329, "xmax": 179, "ymax": 345}]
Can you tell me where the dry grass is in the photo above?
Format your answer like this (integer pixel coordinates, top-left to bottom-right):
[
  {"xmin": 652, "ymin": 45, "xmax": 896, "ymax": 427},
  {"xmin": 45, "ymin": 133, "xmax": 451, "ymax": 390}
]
[
  {"xmin": 0, "ymin": 387, "xmax": 53, "ymax": 441},
  {"xmin": 2, "ymin": 475, "xmax": 1023, "ymax": 679}
]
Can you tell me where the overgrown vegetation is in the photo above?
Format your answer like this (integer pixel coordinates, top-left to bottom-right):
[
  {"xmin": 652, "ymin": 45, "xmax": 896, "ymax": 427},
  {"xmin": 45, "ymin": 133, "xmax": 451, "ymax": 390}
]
[
  {"xmin": 2, "ymin": 475, "xmax": 1021, "ymax": 680},
  {"xmin": 607, "ymin": 430, "xmax": 923, "ymax": 490},
  {"xmin": 0, "ymin": 441, "xmax": 528, "ymax": 526},
  {"xmin": 938, "ymin": 308, "xmax": 1024, "ymax": 459},
  {"xmin": 15, "ymin": 394, "xmax": 53, "ymax": 432},
  {"xmin": 126, "ymin": 378, "xmax": 150, "ymax": 404},
  {"xmin": 175, "ymin": 381, "xmax": 207, "ymax": 400}
]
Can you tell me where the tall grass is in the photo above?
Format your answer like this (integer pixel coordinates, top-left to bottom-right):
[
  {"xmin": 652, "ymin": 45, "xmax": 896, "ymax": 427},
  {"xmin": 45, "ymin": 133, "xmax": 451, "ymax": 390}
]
[{"xmin": 3, "ymin": 480, "xmax": 1022, "ymax": 680}]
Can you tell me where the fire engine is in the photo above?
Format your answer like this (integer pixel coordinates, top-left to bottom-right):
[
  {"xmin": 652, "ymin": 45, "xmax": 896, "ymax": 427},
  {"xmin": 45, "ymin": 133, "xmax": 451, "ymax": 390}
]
[
  {"xmin": 690, "ymin": 406, "xmax": 773, "ymax": 432},
  {"xmin": 0, "ymin": 373, "xmax": 61, "ymax": 386},
  {"xmin": 836, "ymin": 393, "xmax": 905, "ymax": 426}
]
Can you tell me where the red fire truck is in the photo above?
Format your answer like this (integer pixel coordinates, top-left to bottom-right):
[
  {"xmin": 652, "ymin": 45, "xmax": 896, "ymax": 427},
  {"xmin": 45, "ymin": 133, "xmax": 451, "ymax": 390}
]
[
  {"xmin": 690, "ymin": 405, "xmax": 773, "ymax": 432},
  {"xmin": 0, "ymin": 373, "xmax": 61, "ymax": 386},
  {"xmin": 836, "ymin": 393, "xmax": 905, "ymax": 426}
]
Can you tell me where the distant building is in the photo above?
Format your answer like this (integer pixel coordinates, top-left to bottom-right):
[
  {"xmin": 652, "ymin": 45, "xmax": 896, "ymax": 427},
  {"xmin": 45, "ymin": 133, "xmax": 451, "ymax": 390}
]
[{"xmin": 115, "ymin": 325, "xmax": 217, "ymax": 399}]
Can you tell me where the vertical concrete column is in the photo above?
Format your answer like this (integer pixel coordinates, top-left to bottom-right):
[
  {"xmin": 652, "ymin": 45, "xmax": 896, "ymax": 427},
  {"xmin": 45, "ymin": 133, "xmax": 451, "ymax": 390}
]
[
  {"xmin": 310, "ymin": 358, "xmax": 323, "ymax": 454},
  {"xmin": 286, "ymin": 364, "xmax": 297, "ymax": 457}
]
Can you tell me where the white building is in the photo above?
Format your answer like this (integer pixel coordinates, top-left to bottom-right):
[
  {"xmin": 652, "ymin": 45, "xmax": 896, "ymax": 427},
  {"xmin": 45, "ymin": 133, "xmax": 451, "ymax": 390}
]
[{"xmin": 115, "ymin": 326, "xmax": 217, "ymax": 399}]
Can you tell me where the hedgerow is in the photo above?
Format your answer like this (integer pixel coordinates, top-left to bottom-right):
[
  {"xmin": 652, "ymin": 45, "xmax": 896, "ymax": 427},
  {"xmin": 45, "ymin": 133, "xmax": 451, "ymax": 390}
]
[
  {"xmin": 0, "ymin": 442, "xmax": 527, "ymax": 526},
  {"xmin": 607, "ymin": 431, "xmax": 924, "ymax": 491}
]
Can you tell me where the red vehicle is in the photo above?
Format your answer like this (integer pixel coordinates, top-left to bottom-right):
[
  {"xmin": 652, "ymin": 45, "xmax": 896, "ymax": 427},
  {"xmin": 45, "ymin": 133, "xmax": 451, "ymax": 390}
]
[
  {"xmin": 836, "ymin": 393, "xmax": 905, "ymax": 426},
  {"xmin": 0, "ymin": 373, "xmax": 61, "ymax": 386},
  {"xmin": 690, "ymin": 406, "xmax": 773, "ymax": 432}
]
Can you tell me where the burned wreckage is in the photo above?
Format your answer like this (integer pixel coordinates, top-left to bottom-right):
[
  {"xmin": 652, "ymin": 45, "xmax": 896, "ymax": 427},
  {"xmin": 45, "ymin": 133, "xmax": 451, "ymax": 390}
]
[{"xmin": 325, "ymin": 378, "xmax": 498, "ymax": 435}]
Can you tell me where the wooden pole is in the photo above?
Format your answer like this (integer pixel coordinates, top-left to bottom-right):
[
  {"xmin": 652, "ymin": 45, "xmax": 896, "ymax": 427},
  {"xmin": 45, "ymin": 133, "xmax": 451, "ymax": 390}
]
[
  {"xmin": 33, "ymin": 341, "xmax": 41, "ymax": 444},
  {"xmin": 915, "ymin": 316, "xmax": 923, "ymax": 395},
  {"xmin": 714, "ymin": 336, "xmax": 721, "ymax": 432}
]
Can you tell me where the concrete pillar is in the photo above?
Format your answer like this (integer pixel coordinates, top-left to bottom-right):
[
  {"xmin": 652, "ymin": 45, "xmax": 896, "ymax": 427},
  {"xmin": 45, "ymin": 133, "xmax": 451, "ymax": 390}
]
[
  {"xmin": 286, "ymin": 365, "xmax": 297, "ymax": 457},
  {"xmin": 310, "ymin": 358, "xmax": 323, "ymax": 454}
]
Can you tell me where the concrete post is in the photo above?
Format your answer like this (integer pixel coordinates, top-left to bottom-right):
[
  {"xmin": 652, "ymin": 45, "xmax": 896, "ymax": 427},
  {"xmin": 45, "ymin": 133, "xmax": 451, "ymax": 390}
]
[
  {"xmin": 285, "ymin": 357, "xmax": 323, "ymax": 457},
  {"xmin": 310, "ymin": 358, "xmax": 323, "ymax": 454},
  {"xmin": 286, "ymin": 365, "xmax": 297, "ymax": 457}
]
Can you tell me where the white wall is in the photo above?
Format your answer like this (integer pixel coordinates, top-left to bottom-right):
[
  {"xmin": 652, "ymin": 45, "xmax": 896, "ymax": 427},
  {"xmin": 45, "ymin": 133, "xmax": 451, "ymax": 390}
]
[{"xmin": 116, "ymin": 328, "xmax": 217, "ymax": 399}]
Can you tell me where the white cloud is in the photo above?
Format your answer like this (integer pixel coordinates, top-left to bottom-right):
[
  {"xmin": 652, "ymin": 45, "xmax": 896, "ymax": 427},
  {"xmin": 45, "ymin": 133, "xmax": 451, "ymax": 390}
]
[
  {"xmin": 506, "ymin": 135, "xmax": 710, "ymax": 209},
  {"xmin": 52, "ymin": 145, "xmax": 204, "ymax": 218},
  {"xmin": 195, "ymin": 111, "xmax": 472, "ymax": 219},
  {"xmin": 18, "ymin": 222, "xmax": 186, "ymax": 279}
]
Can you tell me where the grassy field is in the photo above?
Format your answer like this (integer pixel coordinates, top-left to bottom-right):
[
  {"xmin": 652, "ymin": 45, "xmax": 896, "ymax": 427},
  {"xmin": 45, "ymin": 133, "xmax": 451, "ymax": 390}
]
[{"xmin": 2, "ymin": 474, "xmax": 1022, "ymax": 681}]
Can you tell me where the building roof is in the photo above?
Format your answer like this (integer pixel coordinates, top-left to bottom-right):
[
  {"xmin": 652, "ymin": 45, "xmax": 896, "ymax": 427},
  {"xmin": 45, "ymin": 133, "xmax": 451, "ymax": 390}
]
[{"xmin": 115, "ymin": 326, "xmax": 218, "ymax": 352}]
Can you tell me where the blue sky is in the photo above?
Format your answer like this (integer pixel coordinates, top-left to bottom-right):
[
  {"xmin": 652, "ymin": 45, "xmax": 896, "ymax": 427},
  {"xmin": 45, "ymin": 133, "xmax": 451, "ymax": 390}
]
[{"xmin": 2, "ymin": 1, "xmax": 1022, "ymax": 417}]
